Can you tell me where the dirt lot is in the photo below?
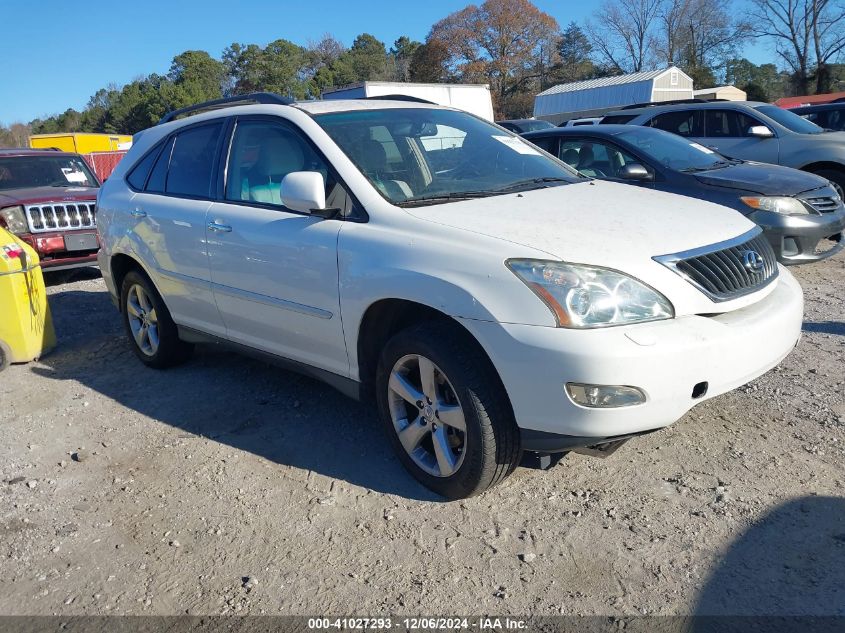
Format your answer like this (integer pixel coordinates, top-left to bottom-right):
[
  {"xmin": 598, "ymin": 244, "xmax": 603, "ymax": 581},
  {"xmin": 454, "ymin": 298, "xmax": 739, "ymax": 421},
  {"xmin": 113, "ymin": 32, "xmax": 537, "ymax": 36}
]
[{"xmin": 1, "ymin": 255, "xmax": 843, "ymax": 618}]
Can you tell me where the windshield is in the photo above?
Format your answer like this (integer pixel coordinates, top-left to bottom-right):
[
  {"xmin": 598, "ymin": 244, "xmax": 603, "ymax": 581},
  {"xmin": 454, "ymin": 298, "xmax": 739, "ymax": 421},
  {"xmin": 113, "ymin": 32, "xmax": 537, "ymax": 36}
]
[
  {"xmin": 755, "ymin": 105, "xmax": 825, "ymax": 134},
  {"xmin": 615, "ymin": 127, "xmax": 728, "ymax": 171},
  {"xmin": 0, "ymin": 155, "xmax": 99, "ymax": 191},
  {"xmin": 314, "ymin": 108, "xmax": 579, "ymax": 206}
]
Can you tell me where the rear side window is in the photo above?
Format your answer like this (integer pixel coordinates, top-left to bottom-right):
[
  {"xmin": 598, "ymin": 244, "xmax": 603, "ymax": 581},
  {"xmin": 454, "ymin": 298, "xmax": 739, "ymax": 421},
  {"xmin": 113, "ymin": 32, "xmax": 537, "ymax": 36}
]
[
  {"xmin": 166, "ymin": 122, "xmax": 223, "ymax": 198},
  {"xmin": 126, "ymin": 144, "xmax": 161, "ymax": 190},
  {"xmin": 145, "ymin": 137, "xmax": 174, "ymax": 193},
  {"xmin": 649, "ymin": 111, "xmax": 703, "ymax": 137}
]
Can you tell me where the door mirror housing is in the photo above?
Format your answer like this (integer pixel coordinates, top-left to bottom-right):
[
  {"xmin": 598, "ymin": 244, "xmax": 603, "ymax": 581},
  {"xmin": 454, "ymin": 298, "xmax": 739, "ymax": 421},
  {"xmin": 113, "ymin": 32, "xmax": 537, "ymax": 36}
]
[
  {"xmin": 619, "ymin": 163, "xmax": 653, "ymax": 181},
  {"xmin": 748, "ymin": 125, "xmax": 774, "ymax": 138},
  {"xmin": 280, "ymin": 171, "xmax": 326, "ymax": 214}
]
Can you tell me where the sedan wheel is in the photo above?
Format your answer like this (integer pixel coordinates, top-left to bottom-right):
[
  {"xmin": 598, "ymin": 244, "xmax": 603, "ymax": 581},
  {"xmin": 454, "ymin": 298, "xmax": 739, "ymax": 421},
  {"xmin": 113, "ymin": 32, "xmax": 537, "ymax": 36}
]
[{"xmin": 387, "ymin": 354, "xmax": 467, "ymax": 478}]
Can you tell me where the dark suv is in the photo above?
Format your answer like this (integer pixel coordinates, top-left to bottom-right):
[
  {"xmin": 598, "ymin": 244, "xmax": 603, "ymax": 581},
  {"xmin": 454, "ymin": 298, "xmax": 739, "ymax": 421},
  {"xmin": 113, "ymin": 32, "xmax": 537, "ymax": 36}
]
[
  {"xmin": 602, "ymin": 101, "xmax": 845, "ymax": 195},
  {"xmin": 0, "ymin": 149, "xmax": 100, "ymax": 270},
  {"xmin": 789, "ymin": 103, "xmax": 845, "ymax": 132}
]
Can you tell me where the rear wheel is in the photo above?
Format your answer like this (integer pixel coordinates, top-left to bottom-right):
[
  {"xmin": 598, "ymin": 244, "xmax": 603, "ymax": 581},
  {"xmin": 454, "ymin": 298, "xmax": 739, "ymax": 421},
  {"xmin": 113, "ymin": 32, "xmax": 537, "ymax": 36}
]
[
  {"xmin": 120, "ymin": 270, "xmax": 193, "ymax": 368},
  {"xmin": 376, "ymin": 321, "xmax": 521, "ymax": 499}
]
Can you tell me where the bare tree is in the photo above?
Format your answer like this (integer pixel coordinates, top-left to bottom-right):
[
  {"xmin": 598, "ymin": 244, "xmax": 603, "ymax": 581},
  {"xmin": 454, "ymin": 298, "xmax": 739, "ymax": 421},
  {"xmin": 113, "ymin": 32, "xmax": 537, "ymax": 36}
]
[
  {"xmin": 657, "ymin": 0, "xmax": 750, "ymax": 68},
  {"xmin": 587, "ymin": 0, "xmax": 663, "ymax": 73},
  {"xmin": 811, "ymin": 0, "xmax": 845, "ymax": 92},
  {"xmin": 749, "ymin": 0, "xmax": 845, "ymax": 94}
]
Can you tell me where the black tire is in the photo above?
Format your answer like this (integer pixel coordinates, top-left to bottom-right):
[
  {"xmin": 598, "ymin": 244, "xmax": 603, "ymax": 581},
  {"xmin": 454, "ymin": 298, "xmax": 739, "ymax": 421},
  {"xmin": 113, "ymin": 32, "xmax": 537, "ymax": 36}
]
[
  {"xmin": 375, "ymin": 320, "xmax": 521, "ymax": 499},
  {"xmin": 120, "ymin": 270, "xmax": 193, "ymax": 369},
  {"xmin": 0, "ymin": 344, "xmax": 8, "ymax": 373},
  {"xmin": 810, "ymin": 168, "xmax": 845, "ymax": 199}
]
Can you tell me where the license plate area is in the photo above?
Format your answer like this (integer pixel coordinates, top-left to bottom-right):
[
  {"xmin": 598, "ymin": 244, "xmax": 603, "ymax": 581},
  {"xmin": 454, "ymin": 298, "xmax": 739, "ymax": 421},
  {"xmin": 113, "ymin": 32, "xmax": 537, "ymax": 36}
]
[{"xmin": 63, "ymin": 233, "xmax": 98, "ymax": 252}]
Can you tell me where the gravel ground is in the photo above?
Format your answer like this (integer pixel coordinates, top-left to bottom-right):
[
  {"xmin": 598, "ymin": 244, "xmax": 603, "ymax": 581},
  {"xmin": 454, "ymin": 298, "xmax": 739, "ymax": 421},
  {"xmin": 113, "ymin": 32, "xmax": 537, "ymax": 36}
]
[{"xmin": 0, "ymin": 255, "xmax": 843, "ymax": 618}]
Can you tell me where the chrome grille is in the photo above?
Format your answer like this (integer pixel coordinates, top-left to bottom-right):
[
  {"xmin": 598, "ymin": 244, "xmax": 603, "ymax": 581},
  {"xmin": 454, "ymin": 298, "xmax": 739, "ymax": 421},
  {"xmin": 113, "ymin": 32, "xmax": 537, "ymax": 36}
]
[
  {"xmin": 25, "ymin": 201, "xmax": 97, "ymax": 233},
  {"xmin": 654, "ymin": 229, "xmax": 778, "ymax": 302},
  {"xmin": 802, "ymin": 196, "xmax": 840, "ymax": 213}
]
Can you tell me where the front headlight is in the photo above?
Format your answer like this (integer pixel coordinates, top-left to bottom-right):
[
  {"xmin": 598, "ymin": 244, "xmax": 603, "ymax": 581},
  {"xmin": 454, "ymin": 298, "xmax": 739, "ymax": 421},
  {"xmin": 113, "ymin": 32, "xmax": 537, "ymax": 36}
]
[
  {"xmin": 740, "ymin": 196, "xmax": 809, "ymax": 215},
  {"xmin": 507, "ymin": 259, "xmax": 674, "ymax": 328},
  {"xmin": 0, "ymin": 206, "xmax": 28, "ymax": 234}
]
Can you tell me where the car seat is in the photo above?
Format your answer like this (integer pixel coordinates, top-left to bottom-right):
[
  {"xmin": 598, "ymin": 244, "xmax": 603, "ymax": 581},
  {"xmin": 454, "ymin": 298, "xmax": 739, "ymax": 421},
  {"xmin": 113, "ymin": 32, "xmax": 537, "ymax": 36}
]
[
  {"xmin": 242, "ymin": 134, "xmax": 306, "ymax": 205},
  {"xmin": 560, "ymin": 148, "xmax": 580, "ymax": 169},
  {"xmin": 355, "ymin": 139, "xmax": 413, "ymax": 201}
]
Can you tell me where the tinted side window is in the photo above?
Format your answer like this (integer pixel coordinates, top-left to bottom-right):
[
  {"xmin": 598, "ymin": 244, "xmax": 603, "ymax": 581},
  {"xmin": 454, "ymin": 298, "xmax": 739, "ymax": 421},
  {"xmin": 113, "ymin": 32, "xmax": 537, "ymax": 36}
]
[
  {"xmin": 529, "ymin": 137, "xmax": 557, "ymax": 154},
  {"xmin": 601, "ymin": 115, "xmax": 636, "ymax": 124},
  {"xmin": 558, "ymin": 139, "xmax": 641, "ymax": 179},
  {"xmin": 166, "ymin": 122, "xmax": 223, "ymax": 198},
  {"xmin": 650, "ymin": 111, "xmax": 702, "ymax": 137},
  {"xmin": 704, "ymin": 110, "xmax": 761, "ymax": 137},
  {"xmin": 146, "ymin": 137, "xmax": 174, "ymax": 193},
  {"xmin": 127, "ymin": 144, "xmax": 162, "ymax": 190}
]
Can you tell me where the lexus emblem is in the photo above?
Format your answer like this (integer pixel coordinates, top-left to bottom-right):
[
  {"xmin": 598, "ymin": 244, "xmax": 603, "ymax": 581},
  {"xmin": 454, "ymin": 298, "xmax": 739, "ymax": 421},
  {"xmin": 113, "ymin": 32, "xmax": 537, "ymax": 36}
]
[{"xmin": 742, "ymin": 250, "xmax": 765, "ymax": 273}]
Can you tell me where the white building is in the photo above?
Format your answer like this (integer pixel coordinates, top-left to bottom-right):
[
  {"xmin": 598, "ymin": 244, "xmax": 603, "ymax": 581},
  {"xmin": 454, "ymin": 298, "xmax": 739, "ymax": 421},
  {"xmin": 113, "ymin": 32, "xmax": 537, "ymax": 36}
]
[{"xmin": 534, "ymin": 67, "xmax": 694, "ymax": 124}]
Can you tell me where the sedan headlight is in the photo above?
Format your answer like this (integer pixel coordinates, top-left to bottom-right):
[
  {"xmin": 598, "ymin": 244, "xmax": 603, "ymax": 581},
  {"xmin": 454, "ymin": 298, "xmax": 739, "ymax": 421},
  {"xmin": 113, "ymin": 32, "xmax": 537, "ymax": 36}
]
[
  {"xmin": 507, "ymin": 259, "xmax": 674, "ymax": 328},
  {"xmin": 740, "ymin": 196, "xmax": 809, "ymax": 215},
  {"xmin": 0, "ymin": 206, "xmax": 28, "ymax": 234}
]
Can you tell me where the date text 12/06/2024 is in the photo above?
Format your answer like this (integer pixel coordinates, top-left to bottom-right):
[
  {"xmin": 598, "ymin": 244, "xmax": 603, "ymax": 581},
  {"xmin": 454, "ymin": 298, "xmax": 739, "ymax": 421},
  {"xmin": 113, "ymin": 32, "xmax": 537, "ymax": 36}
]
[{"xmin": 307, "ymin": 617, "xmax": 528, "ymax": 630}]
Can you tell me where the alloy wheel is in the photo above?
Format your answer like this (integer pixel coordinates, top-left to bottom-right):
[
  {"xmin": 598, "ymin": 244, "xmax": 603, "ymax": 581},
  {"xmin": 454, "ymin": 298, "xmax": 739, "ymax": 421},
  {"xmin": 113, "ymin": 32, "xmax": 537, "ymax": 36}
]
[
  {"xmin": 387, "ymin": 354, "xmax": 467, "ymax": 477},
  {"xmin": 125, "ymin": 284, "xmax": 159, "ymax": 357}
]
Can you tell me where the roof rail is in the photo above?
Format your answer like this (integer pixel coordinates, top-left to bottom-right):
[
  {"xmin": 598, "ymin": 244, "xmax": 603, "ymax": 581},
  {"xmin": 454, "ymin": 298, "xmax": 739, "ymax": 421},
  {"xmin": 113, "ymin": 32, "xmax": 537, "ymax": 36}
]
[
  {"xmin": 157, "ymin": 92, "xmax": 293, "ymax": 125},
  {"xmin": 619, "ymin": 98, "xmax": 728, "ymax": 110},
  {"xmin": 365, "ymin": 94, "xmax": 436, "ymax": 105}
]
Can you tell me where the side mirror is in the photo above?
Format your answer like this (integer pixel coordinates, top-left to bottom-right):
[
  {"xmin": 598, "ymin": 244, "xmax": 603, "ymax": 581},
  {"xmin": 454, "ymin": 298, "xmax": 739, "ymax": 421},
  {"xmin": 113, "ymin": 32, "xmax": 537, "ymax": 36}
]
[
  {"xmin": 748, "ymin": 125, "xmax": 774, "ymax": 138},
  {"xmin": 280, "ymin": 171, "xmax": 326, "ymax": 214},
  {"xmin": 619, "ymin": 163, "xmax": 652, "ymax": 181}
]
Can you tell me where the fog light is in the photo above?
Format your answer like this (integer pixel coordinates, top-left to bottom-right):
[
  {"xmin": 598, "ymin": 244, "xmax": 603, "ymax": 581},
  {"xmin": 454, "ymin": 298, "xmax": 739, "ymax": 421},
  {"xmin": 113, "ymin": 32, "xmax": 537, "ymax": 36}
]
[{"xmin": 565, "ymin": 383, "xmax": 646, "ymax": 408}]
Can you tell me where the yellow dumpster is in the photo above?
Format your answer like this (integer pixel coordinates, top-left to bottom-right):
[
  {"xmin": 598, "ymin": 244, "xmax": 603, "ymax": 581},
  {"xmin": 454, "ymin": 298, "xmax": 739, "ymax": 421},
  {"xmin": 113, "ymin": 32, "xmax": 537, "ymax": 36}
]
[{"xmin": 0, "ymin": 227, "xmax": 56, "ymax": 372}]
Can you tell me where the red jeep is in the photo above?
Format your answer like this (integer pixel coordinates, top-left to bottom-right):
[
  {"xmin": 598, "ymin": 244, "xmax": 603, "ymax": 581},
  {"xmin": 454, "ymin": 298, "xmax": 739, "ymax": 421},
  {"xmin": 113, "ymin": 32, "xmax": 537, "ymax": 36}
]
[{"xmin": 0, "ymin": 148, "xmax": 100, "ymax": 271}]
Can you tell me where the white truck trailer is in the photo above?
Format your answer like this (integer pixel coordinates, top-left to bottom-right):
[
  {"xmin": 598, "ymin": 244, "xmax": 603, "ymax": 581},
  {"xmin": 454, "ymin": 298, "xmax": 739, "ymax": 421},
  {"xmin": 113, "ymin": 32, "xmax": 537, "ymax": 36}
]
[{"xmin": 322, "ymin": 82, "xmax": 495, "ymax": 121}]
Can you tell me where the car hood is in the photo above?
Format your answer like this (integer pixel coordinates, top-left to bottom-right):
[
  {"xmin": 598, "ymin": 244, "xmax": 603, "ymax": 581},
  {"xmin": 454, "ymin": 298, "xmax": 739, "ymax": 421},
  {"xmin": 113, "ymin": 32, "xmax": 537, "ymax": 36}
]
[
  {"xmin": 404, "ymin": 180, "xmax": 767, "ymax": 315},
  {"xmin": 693, "ymin": 162, "xmax": 828, "ymax": 195},
  {"xmin": 0, "ymin": 186, "xmax": 98, "ymax": 207},
  {"xmin": 405, "ymin": 180, "xmax": 753, "ymax": 264}
]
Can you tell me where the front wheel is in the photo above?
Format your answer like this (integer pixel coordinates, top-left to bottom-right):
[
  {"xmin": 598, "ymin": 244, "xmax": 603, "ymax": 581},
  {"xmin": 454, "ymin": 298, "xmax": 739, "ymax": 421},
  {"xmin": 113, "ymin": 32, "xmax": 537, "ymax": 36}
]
[
  {"xmin": 810, "ymin": 168, "xmax": 845, "ymax": 199},
  {"xmin": 376, "ymin": 321, "xmax": 521, "ymax": 499}
]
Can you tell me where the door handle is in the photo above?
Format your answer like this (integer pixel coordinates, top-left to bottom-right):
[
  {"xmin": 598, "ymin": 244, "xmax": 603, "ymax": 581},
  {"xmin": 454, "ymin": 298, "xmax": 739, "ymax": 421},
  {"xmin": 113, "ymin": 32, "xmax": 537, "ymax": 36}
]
[
  {"xmin": 207, "ymin": 221, "xmax": 232, "ymax": 233},
  {"xmin": 130, "ymin": 209, "xmax": 147, "ymax": 218}
]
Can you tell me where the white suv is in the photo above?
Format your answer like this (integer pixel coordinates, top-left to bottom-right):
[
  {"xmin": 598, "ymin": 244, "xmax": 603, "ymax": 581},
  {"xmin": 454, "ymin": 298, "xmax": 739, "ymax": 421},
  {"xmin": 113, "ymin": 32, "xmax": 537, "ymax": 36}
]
[{"xmin": 97, "ymin": 94, "xmax": 804, "ymax": 499}]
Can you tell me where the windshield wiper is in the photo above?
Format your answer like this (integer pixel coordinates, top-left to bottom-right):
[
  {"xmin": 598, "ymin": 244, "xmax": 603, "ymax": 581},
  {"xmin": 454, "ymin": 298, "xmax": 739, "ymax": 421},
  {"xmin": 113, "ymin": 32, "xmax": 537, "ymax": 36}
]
[
  {"xmin": 396, "ymin": 191, "xmax": 498, "ymax": 207},
  {"xmin": 494, "ymin": 177, "xmax": 572, "ymax": 193},
  {"xmin": 681, "ymin": 160, "xmax": 735, "ymax": 173}
]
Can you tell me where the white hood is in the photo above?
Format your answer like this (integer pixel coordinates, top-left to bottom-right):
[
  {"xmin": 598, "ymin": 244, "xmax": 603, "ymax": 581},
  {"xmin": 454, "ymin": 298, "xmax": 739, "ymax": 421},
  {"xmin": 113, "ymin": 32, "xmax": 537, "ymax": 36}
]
[
  {"xmin": 405, "ymin": 180, "xmax": 772, "ymax": 316},
  {"xmin": 407, "ymin": 180, "xmax": 754, "ymax": 265}
]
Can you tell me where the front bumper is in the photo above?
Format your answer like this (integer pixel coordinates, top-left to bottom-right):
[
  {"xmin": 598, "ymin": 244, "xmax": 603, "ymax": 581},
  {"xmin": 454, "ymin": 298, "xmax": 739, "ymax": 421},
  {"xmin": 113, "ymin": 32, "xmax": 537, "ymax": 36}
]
[
  {"xmin": 752, "ymin": 208, "xmax": 845, "ymax": 265},
  {"xmin": 460, "ymin": 268, "xmax": 803, "ymax": 440},
  {"xmin": 18, "ymin": 230, "xmax": 100, "ymax": 271}
]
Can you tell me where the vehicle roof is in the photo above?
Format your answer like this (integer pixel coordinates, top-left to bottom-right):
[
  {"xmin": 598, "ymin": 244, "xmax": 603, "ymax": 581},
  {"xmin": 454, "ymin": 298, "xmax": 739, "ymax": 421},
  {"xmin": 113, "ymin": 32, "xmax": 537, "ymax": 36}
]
[
  {"xmin": 293, "ymin": 99, "xmax": 445, "ymax": 115},
  {"xmin": 607, "ymin": 100, "xmax": 769, "ymax": 118},
  {"xmin": 0, "ymin": 148, "xmax": 80, "ymax": 158},
  {"xmin": 496, "ymin": 118, "xmax": 540, "ymax": 124},
  {"xmin": 788, "ymin": 102, "xmax": 845, "ymax": 112},
  {"xmin": 523, "ymin": 124, "xmax": 657, "ymax": 139}
]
